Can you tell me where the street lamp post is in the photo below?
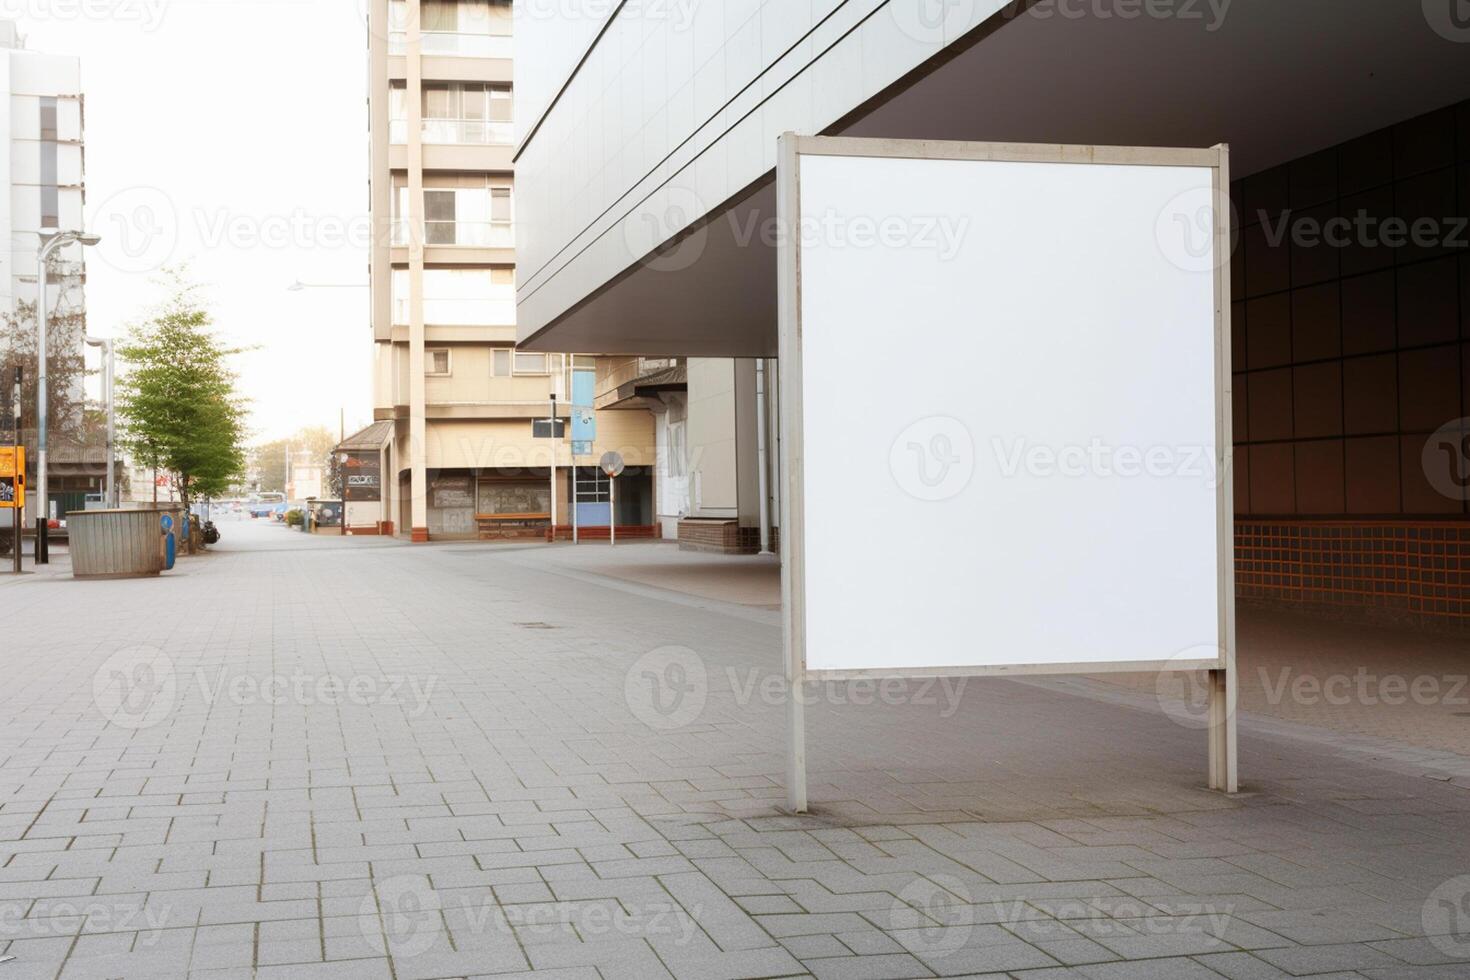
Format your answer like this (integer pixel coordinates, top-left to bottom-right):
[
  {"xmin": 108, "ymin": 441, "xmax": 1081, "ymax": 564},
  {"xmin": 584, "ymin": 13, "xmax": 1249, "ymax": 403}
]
[
  {"xmin": 84, "ymin": 336, "xmax": 115, "ymax": 508},
  {"xmin": 35, "ymin": 230, "xmax": 102, "ymax": 563}
]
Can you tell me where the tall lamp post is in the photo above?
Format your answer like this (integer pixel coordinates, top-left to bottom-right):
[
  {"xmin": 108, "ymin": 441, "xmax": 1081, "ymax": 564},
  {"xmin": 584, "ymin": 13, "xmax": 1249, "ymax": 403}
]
[
  {"xmin": 83, "ymin": 336, "xmax": 116, "ymax": 508},
  {"xmin": 35, "ymin": 230, "xmax": 102, "ymax": 563}
]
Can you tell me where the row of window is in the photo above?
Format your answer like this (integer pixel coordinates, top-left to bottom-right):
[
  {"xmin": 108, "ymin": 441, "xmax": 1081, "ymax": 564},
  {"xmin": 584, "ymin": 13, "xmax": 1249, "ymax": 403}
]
[
  {"xmin": 386, "ymin": 0, "xmax": 513, "ymax": 58},
  {"xmin": 389, "ymin": 83, "xmax": 513, "ymax": 146},
  {"xmin": 426, "ymin": 351, "xmax": 597, "ymax": 377},
  {"xmin": 39, "ymin": 96, "xmax": 58, "ymax": 227},
  {"xmin": 392, "ymin": 186, "xmax": 513, "ymax": 247},
  {"xmin": 390, "ymin": 0, "xmax": 510, "ymax": 33}
]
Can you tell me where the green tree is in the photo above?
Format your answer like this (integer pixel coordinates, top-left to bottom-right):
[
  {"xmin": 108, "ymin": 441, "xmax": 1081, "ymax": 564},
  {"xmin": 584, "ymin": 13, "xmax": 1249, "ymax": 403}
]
[
  {"xmin": 2, "ymin": 299, "xmax": 95, "ymax": 449},
  {"xmin": 117, "ymin": 274, "xmax": 248, "ymax": 513}
]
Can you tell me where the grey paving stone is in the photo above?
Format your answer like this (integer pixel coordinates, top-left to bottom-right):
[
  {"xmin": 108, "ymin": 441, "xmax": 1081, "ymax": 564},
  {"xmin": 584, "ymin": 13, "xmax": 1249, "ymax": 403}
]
[{"xmin": 5, "ymin": 531, "xmax": 1470, "ymax": 980}]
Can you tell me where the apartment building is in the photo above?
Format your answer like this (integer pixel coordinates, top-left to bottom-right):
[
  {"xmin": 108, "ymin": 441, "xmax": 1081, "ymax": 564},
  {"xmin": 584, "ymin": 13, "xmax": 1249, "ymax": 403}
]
[
  {"xmin": 362, "ymin": 0, "xmax": 655, "ymax": 541},
  {"xmin": 514, "ymin": 3, "xmax": 1470, "ymax": 625},
  {"xmin": 0, "ymin": 21, "xmax": 99, "ymax": 519}
]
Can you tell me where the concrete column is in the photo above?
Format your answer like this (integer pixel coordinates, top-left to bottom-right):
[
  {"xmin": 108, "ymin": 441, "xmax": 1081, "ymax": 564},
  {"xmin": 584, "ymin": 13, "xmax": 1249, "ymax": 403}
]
[
  {"xmin": 406, "ymin": 8, "xmax": 429, "ymax": 542},
  {"xmin": 734, "ymin": 358, "xmax": 759, "ymax": 530}
]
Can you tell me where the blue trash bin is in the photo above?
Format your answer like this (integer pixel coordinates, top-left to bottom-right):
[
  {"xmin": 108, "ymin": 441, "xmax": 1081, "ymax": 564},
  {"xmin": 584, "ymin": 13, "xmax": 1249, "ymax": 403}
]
[{"xmin": 161, "ymin": 513, "xmax": 176, "ymax": 571}]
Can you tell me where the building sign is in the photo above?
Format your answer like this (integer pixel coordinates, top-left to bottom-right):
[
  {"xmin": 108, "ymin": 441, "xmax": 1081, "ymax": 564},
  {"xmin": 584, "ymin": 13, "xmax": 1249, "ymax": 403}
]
[
  {"xmin": 571, "ymin": 370, "xmax": 597, "ymax": 453},
  {"xmin": 0, "ymin": 447, "xmax": 23, "ymax": 509},
  {"xmin": 430, "ymin": 475, "xmax": 474, "ymax": 509},
  {"xmin": 343, "ymin": 453, "xmax": 382, "ymax": 502}
]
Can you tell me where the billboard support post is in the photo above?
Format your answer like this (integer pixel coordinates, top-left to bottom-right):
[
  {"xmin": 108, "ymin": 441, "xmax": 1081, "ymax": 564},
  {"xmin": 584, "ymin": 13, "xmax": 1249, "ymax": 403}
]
[{"xmin": 777, "ymin": 134, "xmax": 1236, "ymax": 814}]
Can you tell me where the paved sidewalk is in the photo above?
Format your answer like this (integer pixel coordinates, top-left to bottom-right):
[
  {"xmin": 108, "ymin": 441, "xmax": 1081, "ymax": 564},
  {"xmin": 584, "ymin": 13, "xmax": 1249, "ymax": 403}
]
[
  {"xmin": 0, "ymin": 526, "xmax": 1468, "ymax": 979},
  {"xmin": 514, "ymin": 544, "xmax": 1470, "ymax": 759}
]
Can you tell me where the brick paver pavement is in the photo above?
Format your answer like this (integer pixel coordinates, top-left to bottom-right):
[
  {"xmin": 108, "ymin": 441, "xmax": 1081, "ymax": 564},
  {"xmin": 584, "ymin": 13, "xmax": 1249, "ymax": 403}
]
[{"xmin": 1, "ymin": 520, "xmax": 1468, "ymax": 979}]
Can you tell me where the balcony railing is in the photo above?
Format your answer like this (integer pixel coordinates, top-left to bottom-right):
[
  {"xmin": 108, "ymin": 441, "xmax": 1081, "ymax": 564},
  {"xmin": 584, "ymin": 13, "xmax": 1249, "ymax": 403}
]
[
  {"xmin": 422, "ymin": 118, "xmax": 513, "ymax": 145},
  {"xmin": 389, "ymin": 32, "xmax": 512, "ymax": 58},
  {"xmin": 392, "ymin": 220, "xmax": 514, "ymax": 248},
  {"xmin": 389, "ymin": 119, "xmax": 514, "ymax": 146},
  {"xmin": 394, "ymin": 296, "xmax": 516, "ymax": 327}
]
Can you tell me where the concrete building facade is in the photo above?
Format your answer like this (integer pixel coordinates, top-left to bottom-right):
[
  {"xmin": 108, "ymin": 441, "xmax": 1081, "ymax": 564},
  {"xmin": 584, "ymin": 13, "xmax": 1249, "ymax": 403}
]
[
  {"xmin": 0, "ymin": 21, "xmax": 95, "ymax": 518},
  {"xmin": 364, "ymin": 0, "xmax": 657, "ymax": 542},
  {"xmin": 513, "ymin": 2, "xmax": 1470, "ymax": 622}
]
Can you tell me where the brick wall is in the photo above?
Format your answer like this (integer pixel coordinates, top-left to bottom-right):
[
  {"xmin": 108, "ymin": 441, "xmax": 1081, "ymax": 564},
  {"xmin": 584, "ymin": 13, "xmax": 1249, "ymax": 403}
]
[
  {"xmin": 1236, "ymin": 520, "xmax": 1470, "ymax": 631},
  {"xmin": 677, "ymin": 519, "xmax": 779, "ymax": 555}
]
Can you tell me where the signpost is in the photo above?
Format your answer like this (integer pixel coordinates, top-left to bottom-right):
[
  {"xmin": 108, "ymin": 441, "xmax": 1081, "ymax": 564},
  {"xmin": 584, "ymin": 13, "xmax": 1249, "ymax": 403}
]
[
  {"xmin": 4, "ymin": 367, "xmax": 20, "ymax": 574},
  {"xmin": 1, "ymin": 448, "xmax": 22, "ymax": 575},
  {"xmin": 600, "ymin": 451, "xmax": 624, "ymax": 547}
]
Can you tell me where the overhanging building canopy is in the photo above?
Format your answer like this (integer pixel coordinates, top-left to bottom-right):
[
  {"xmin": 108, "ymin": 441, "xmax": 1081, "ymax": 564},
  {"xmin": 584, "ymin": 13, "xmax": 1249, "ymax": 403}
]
[{"xmin": 514, "ymin": 0, "xmax": 1470, "ymax": 359}]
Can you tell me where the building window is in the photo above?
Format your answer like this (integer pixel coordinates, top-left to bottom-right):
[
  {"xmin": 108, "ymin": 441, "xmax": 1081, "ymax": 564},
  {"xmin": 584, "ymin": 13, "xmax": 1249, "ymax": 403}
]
[
  {"xmin": 397, "ymin": 185, "xmax": 512, "ymax": 247},
  {"xmin": 428, "ymin": 349, "xmax": 451, "ymax": 376},
  {"xmin": 491, "ymin": 186, "xmax": 512, "ymax": 226},
  {"xmin": 421, "ymin": 83, "xmax": 513, "ymax": 145},
  {"xmin": 39, "ymin": 97, "xmax": 57, "ymax": 140},
  {"xmin": 390, "ymin": 0, "xmax": 512, "ymax": 57},
  {"xmin": 393, "ymin": 268, "xmax": 516, "ymax": 327},
  {"xmin": 492, "ymin": 348, "xmax": 511, "ymax": 377},
  {"xmin": 39, "ymin": 97, "xmax": 58, "ymax": 230},
  {"xmin": 514, "ymin": 352, "xmax": 548, "ymax": 375},
  {"xmin": 424, "ymin": 190, "xmax": 458, "ymax": 245}
]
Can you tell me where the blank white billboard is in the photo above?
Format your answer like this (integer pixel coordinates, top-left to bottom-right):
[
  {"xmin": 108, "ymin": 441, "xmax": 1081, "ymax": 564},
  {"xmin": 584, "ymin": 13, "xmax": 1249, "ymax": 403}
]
[{"xmin": 789, "ymin": 145, "xmax": 1225, "ymax": 674}]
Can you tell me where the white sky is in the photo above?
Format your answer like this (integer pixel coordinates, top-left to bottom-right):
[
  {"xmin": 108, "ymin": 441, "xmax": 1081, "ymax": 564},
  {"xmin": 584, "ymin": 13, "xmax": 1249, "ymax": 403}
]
[{"xmin": 12, "ymin": 0, "xmax": 373, "ymax": 445}]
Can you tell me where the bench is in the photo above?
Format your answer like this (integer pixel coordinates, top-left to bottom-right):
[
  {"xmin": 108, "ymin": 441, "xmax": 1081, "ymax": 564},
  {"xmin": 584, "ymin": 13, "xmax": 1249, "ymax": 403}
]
[{"xmin": 476, "ymin": 512, "xmax": 552, "ymax": 541}]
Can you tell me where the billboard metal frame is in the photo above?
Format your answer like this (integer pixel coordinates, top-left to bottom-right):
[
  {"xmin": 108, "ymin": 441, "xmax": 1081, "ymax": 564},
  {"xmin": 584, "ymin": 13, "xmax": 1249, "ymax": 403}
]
[{"xmin": 777, "ymin": 134, "xmax": 1237, "ymax": 813}]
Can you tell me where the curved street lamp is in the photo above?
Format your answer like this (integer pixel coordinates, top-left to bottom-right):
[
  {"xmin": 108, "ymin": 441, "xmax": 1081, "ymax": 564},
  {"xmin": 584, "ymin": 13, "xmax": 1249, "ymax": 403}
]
[{"xmin": 35, "ymin": 230, "xmax": 102, "ymax": 563}]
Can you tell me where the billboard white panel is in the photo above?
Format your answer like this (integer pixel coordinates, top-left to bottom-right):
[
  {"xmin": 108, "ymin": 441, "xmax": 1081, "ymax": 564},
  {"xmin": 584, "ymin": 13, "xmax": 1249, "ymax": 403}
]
[{"xmin": 793, "ymin": 151, "xmax": 1222, "ymax": 673}]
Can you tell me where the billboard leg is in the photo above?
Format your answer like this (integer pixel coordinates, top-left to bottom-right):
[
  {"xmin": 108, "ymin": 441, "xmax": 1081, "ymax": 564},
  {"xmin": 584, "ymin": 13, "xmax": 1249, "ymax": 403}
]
[
  {"xmin": 1207, "ymin": 669, "xmax": 1237, "ymax": 793},
  {"xmin": 786, "ymin": 675, "xmax": 807, "ymax": 813}
]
